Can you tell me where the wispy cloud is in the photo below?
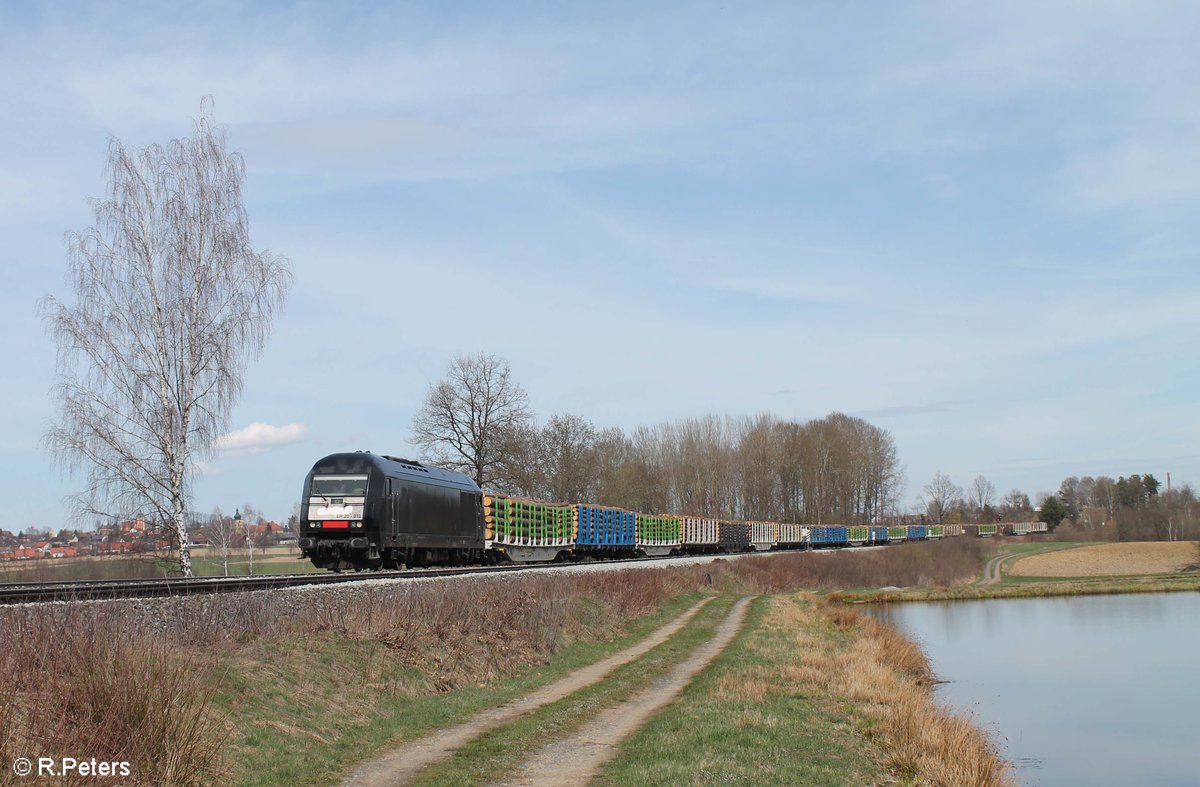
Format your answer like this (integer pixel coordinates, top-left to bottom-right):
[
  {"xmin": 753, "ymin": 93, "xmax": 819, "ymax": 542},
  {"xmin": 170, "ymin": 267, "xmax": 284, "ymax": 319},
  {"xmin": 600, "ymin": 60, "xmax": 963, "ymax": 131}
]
[{"xmin": 214, "ymin": 422, "xmax": 307, "ymax": 457}]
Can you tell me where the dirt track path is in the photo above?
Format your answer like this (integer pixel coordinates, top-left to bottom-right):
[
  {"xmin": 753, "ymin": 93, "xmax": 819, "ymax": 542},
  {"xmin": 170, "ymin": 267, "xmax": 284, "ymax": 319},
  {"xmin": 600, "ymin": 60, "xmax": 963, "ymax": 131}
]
[
  {"xmin": 979, "ymin": 552, "xmax": 1014, "ymax": 585},
  {"xmin": 340, "ymin": 597, "xmax": 715, "ymax": 786},
  {"xmin": 494, "ymin": 596, "xmax": 755, "ymax": 787}
]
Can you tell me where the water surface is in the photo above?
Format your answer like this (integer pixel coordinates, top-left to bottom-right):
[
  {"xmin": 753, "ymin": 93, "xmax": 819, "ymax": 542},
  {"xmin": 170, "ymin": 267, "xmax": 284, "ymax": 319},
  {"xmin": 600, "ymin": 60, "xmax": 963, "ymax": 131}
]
[{"xmin": 873, "ymin": 592, "xmax": 1200, "ymax": 786}]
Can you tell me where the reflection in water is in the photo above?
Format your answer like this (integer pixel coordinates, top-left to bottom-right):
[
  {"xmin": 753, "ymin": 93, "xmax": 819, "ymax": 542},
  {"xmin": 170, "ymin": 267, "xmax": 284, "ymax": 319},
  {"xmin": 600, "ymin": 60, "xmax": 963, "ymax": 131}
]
[{"xmin": 873, "ymin": 593, "xmax": 1200, "ymax": 787}]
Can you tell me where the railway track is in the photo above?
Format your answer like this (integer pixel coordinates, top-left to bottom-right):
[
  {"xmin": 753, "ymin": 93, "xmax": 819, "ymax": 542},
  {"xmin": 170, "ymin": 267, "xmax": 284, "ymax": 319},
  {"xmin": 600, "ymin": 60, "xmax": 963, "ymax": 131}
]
[{"xmin": 0, "ymin": 553, "xmax": 742, "ymax": 605}]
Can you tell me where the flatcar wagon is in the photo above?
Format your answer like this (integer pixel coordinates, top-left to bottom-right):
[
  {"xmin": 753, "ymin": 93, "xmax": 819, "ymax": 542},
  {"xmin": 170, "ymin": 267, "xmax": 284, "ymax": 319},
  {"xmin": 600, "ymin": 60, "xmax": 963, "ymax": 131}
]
[
  {"xmin": 575, "ymin": 504, "xmax": 637, "ymax": 557},
  {"xmin": 679, "ymin": 516, "xmax": 720, "ymax": 553},
  {"xmin": 717, "ymin": 520, "xmax": 751, "ymax": 552},
  {"xmin": 776, "ymin": 523, "xmax": 809, "ymax": 549},
  {"xmin": 484, "ymin": 494, "xmax": 574, "ymax": 562},
  {"xmin": 637, "ymin": 513, "xmax": 681, "ymax": 557},
  {"xmin": 750, "ymin": 522, "xmax": 777, "ymax": 551},
  {"xmin": 810, "ymin": 525, "xmax": 849, "ymax": 548}
]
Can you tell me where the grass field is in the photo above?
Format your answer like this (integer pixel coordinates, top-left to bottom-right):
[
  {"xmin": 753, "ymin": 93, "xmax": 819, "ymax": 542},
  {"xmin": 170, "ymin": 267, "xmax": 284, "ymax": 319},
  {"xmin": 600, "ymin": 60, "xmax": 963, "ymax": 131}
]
[
  {"xmin": 190, "ymin": 556, "xmax": 322, "ymax": 576},
  {"xmin": 1009, "ymin": 541, "xmax": 1198, "ymax": 577},
  {"xmin": 0, "ymin": 548, "xmax": 319, "ymax": 581}
]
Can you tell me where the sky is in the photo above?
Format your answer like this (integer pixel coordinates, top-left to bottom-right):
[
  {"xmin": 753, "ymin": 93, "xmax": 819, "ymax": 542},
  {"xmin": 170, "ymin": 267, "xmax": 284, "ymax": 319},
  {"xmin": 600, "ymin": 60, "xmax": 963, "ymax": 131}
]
[{"xmin": 2, "ymin": 1, "xmax": 1198, "ymax": 531}]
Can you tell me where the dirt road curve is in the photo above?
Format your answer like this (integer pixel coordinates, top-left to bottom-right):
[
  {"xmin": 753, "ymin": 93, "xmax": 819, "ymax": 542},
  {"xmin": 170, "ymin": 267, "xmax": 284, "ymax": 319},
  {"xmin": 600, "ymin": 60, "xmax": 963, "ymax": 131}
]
[
  {"xmin": 341, "ymin": 597, "xmax": 715, "ymax": 787},
  {"xmin": 494, "ymin": 596, "xmax": 755, "ymax": 787},
  {"xmin": 979, "ymin": 552, "xmax": 1016, "ymax": 585}
]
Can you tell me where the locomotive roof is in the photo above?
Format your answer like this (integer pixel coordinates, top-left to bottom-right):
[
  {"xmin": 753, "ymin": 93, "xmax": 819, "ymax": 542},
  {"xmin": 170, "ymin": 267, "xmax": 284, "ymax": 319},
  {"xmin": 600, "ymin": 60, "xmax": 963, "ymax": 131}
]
[{"xmin": 308, "ymin": 452, "xmax": 480, "ymax": 492}]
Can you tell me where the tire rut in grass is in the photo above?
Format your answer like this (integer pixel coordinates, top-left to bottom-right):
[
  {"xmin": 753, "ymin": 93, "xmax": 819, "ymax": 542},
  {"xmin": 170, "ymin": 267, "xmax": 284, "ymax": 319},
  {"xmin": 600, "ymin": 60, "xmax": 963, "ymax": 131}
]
[
  {"xmin": 341, "ymin": 596, "xmax": 715, "ymax": 787},
  {"xmin": 494, "ymin": 596, "xmax": 755, "ymax": 787}
]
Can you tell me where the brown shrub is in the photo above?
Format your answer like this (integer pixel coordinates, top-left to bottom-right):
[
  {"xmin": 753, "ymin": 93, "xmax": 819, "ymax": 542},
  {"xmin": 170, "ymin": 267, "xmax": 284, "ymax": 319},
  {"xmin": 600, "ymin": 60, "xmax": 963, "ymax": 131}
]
[
  {"xmin": 0, "ymin": 612, "xmax": 224, "ymax": 787},
  {"xmin": 699, "ymin": 537, "xmax": 991, "ymax": 595}
]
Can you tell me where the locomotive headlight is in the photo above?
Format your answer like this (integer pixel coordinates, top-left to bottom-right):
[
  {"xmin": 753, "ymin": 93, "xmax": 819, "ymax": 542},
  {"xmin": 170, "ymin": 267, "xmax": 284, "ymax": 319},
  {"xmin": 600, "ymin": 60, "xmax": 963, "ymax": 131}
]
[
  {"xmin": 353, "ymin": 521, "xmax": 363, "ymax": 528},
  {"xmin": 312, "ymin": 522, "xmax": 322, "ymax": 529}
]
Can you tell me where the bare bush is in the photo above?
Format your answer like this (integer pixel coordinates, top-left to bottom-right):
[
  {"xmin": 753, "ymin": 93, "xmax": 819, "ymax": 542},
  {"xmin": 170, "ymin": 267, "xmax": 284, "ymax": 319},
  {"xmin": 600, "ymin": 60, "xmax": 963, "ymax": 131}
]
[{"xmin": 0, "ymin": 610, "xmax": 225, "ymax": 786}]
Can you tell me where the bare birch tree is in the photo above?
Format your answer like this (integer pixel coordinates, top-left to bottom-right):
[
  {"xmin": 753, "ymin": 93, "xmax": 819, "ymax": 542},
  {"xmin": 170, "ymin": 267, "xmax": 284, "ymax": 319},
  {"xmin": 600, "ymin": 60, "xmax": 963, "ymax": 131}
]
[
  {"xmin": 411, "ymin": 353, "xmax": 532, "ymax": 488},
  {"xmin": 41, "ymin": 103, "xmax": 292, "ymax": 577}
]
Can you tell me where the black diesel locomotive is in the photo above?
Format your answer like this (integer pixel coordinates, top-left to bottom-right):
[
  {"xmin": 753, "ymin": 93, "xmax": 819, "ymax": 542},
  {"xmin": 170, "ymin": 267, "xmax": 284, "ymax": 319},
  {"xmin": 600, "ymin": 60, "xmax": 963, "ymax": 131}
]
[{"xmin": 298, "ymin": 451, "xmax": 484, "ymax": 570}]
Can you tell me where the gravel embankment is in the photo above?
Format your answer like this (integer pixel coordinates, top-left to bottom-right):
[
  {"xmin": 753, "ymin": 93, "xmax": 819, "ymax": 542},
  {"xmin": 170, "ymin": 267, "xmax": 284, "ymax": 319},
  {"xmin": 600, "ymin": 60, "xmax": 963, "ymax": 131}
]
[{"xmin": 0, "ymin": 552, "xmax": 765, "ymax": 641}]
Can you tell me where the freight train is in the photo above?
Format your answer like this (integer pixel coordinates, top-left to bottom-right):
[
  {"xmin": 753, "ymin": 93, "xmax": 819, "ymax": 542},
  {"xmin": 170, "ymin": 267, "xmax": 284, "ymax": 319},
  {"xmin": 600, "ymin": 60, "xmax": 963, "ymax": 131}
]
[{"xmin": 297, "ymin": 452, "xmax": 1037, "ymax": 571}]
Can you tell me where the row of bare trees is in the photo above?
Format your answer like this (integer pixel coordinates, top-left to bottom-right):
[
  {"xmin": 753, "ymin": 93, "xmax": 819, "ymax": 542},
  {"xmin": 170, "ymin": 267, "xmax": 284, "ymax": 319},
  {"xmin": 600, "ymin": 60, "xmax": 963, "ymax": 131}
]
[
  {"xmin": 921, "ymin": 472, "xmax": 1033, "ymax": 524},
  {"xmin": 412, "ymin": 353, "xmax": 903, "ymax": 523}
]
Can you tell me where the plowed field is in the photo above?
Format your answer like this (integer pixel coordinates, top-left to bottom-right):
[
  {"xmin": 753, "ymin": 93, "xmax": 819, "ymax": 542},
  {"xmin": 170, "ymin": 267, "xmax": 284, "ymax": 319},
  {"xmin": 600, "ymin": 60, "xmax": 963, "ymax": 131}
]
[{"xmin": 1009, "ymin": 542, "xmax": 1198, "ymax": 577}]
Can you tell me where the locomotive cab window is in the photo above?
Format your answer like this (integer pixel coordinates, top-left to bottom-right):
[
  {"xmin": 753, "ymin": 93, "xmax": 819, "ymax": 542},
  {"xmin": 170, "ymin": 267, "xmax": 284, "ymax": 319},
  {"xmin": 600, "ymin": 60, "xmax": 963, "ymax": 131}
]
[{"xmin": 311, "ymin": 475, "xmax": 369, "ymax": 496}]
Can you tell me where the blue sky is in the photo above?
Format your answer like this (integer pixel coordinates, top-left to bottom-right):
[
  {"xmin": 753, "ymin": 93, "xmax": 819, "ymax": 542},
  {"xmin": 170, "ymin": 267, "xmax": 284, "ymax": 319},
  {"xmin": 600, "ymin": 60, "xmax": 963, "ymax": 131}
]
[{"xmin": 2, "ymin": 1, "xmax": 1197, "ymax": 531}]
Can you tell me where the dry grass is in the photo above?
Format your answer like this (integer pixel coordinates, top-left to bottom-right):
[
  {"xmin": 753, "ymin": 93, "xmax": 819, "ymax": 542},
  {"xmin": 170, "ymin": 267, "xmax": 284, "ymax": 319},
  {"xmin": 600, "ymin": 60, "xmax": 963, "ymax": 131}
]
[
  {"xmin": 0, "ymin": 615, "xmax": 225, "ymax": 787},
  {"xmin": 1009, "ymin": 541, "xmax": 1195, "ymax": 577},
  {"xmin": 689, "ymin": 594, "xmax": 1011, "ymax": 785},
  {"xmin": 0, "ymin": 542, "xmax": 995, "ymax": 785},
  {"xmin": 700, "ymin": 537, "xmax": 991, "ymax": 594},
  {"xmin": 782, "ymin": 596, "xmax": 1013, "ymax": 786},
  {"xmin": 0, "ymin": 567, "xmax": 702, "ymax": 785}
]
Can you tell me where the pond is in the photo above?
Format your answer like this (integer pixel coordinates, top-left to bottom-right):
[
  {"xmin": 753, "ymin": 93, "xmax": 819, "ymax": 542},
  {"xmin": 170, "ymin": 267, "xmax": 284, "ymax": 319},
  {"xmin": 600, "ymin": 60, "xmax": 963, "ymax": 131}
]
[{"xmin": 872, "ymin": 592, "xmax": 1200, "ymax": 786}]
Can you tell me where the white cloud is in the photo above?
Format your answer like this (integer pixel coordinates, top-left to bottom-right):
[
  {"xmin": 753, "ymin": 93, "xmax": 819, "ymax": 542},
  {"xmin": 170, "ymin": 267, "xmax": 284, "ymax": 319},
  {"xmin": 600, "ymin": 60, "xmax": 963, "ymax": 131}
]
[{"xmin": 215, "ymin": 422, "xmax": 308, "ymax": 456}]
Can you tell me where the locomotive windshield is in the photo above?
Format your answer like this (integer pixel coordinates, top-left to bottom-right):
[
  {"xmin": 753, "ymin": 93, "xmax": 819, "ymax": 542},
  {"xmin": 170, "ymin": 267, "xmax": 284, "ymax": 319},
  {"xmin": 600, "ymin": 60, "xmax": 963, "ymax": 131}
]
[{"xmin": 311, "ymin": 475, "xmax": 369, "ymax": 497}]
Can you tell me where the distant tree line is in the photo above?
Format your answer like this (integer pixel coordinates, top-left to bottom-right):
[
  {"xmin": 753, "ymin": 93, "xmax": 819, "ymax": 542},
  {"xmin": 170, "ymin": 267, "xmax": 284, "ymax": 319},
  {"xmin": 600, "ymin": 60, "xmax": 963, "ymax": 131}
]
[
  {"xmin": 412, "ymin": 353, "xmax": 903, "ymax": 524},
  {"xmin": 1050, "ymin": 473, "xmax": 1198, "ymax": 541},
  {"xmin": 920, "ymin": 469, "xmax": 1199, "ymax": 542}
]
